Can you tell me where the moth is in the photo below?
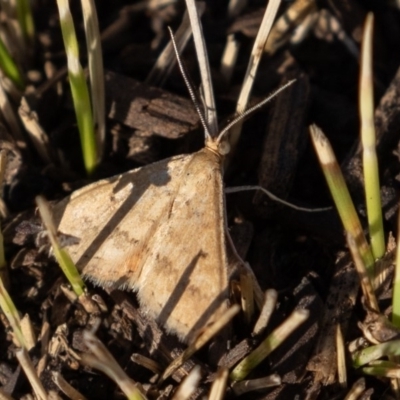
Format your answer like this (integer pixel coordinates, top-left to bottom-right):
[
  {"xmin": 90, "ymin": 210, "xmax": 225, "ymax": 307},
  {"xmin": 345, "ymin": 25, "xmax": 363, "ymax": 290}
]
[{"xmin": 51, "ymin": 130, "xmax": 230, "ymax": 343}]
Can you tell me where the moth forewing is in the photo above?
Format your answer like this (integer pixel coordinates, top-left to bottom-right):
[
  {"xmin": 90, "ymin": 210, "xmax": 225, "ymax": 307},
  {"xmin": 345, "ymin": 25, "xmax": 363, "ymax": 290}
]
[
  {"xmin": 52, "ymin": 154, "xmax": 191, "ymax": 284},
  {"xmin": 137, "ymin": 147, "xmax": 229, "ymax": 341},
  {"xmin": 52, "ymin": 146, "xmax": 229, "ymax": 342}
]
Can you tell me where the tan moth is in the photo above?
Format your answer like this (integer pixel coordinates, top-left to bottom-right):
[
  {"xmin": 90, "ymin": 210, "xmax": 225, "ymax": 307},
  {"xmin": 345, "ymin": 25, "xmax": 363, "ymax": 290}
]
[{"xmin": 52, "ymin": 133, "xmax": 230, "ymax": 342}]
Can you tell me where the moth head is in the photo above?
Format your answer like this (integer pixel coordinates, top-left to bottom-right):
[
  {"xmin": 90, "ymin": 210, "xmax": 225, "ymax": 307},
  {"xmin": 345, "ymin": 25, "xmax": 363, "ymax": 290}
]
[{"xmin": 205, "ymin": 135, "xmax": 230, "ymax": 157}]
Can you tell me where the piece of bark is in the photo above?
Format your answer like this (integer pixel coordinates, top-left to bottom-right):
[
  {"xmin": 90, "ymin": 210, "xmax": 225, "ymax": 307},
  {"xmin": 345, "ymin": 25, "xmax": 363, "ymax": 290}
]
[
  {"xmin": 110, "ymin": 123, "xmax": 162, "ymax": 165},
  {"xmin": 375, "ymin": 66, "xmax": 400, "ymax": 159},
  {"xmin": 254, "ymin": 72, "xmax": 310, "ymax": 218},
  {"xmin": 218, "ymin": 338, "xmax": 254, "ymax": 370},
  {"xmin": 105, "ymin": 71, "xmax": 199, "ymax": 139}
]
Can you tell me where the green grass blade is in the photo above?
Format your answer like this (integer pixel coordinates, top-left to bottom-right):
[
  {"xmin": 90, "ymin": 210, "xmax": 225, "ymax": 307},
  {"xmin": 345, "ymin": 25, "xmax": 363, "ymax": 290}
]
[
  {"xmin": 362, "ymin": 361, "xmax": 400, "ymax": 379},
  {"xmin": 392, "ymin": 212, "xmax": 400, "ymax": 326},
  {"xmin": 36, "ymin": 196, "xmax": 85, "ymax": 297},
  {"xmin": 359, "ymin": 13, "xmax": 385, "ymax": 260},
  {"xmin": 230, "ymin": 309, "xmax": 309, "ymax": 381},
  {"xmin": 80, "ymin": 0, "xmax": 105, "ymax": 162},
  {"xmin": 56, "ymin": 0, "xmax": 97, "ymax": 175},
  {"xmin": 53, "ymin": 247, "xmax": 85, "ymax": 297},
  {"xmin": 16, "ymin": 0, "xmax": 35, "ymax": 44},
  {"xmin": 353, "ymin": 339, "xmax": 400, "ymax": 367},
  {"xmin": 310, "ymin": 124, "xmax": 375, "ymax": 276},
  {"xmin": 0, "ymin": 278, "xmax": 26, "ymax": 348},
  {"xmin": 0, "ymin": 37, "xmax": 24, "ymax": 89}
]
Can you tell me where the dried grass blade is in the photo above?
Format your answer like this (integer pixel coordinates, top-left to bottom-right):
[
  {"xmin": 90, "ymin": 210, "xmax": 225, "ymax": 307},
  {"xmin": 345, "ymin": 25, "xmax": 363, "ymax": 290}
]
[
  {"xmin": 52, "ymin": 371, "xmax": 88, "ymax": 400},
  {"xmin": 171, "ymin": 366, "xmax": 201, "ymax": 400},
  {"xmin": 185, "ymin": 0, "xmax": 218, "ymax": 136},
  {"xmin": 231, "ymin": 374, "xmax": 281, "ymax": 396},
  {"xmin": 336, "ymin": 324, "xmax": 347, "ymax": 388},
  {"xmin": 228, "ymin": 0, "xmax": 281, "ymax": 154},
  {"xmin": 80, "ymin": 331, "xmax": 147, "ymax": 400},
  {"xmin": 252, "ymin": 289, "xmax": 277, "ymax": 336},
  {"xmin": 344, "ymin": 378, "xmax": 365, "ymax": 399},
  {"xmin": 208, "ymin": 368, "xmax": 229, "ymax": 400},
  {"xmin": 146, "ymin": 5, "xmax": 205, "ymax": 86},
  {"xmin": 346, "ymin": 232, "xmax": 379, "ymax": 312},
  {"xmin": 161, "ymin": 304, "xmax": 240, "ymax": 382},
  {"xmin": 18, "ymin": 97, "xmax": 52, "ymax": 163},
  {"xmin": 15, "ymin": 348, "xmax": 48, "ymax": 400}
]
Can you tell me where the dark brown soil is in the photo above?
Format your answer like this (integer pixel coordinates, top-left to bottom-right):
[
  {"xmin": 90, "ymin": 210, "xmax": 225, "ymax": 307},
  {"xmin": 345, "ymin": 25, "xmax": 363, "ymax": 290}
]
[{"xmin": 1, "ymin": 0, "xmax": 400, "ymax": 399}]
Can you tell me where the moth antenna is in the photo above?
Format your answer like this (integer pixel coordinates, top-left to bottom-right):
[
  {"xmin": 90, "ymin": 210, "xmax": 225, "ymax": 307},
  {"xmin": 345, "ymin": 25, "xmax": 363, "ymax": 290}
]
[
  {"xmin": 217, "ymin": 79, "xmax": 296, "ymax": 144},
  {"xmin": 168, "ymin": 26, "xmax": 212, "ymax": 141},
  {"xmin": 225, "ymin": 185, "xmax": 332, "ymax": 212}
]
